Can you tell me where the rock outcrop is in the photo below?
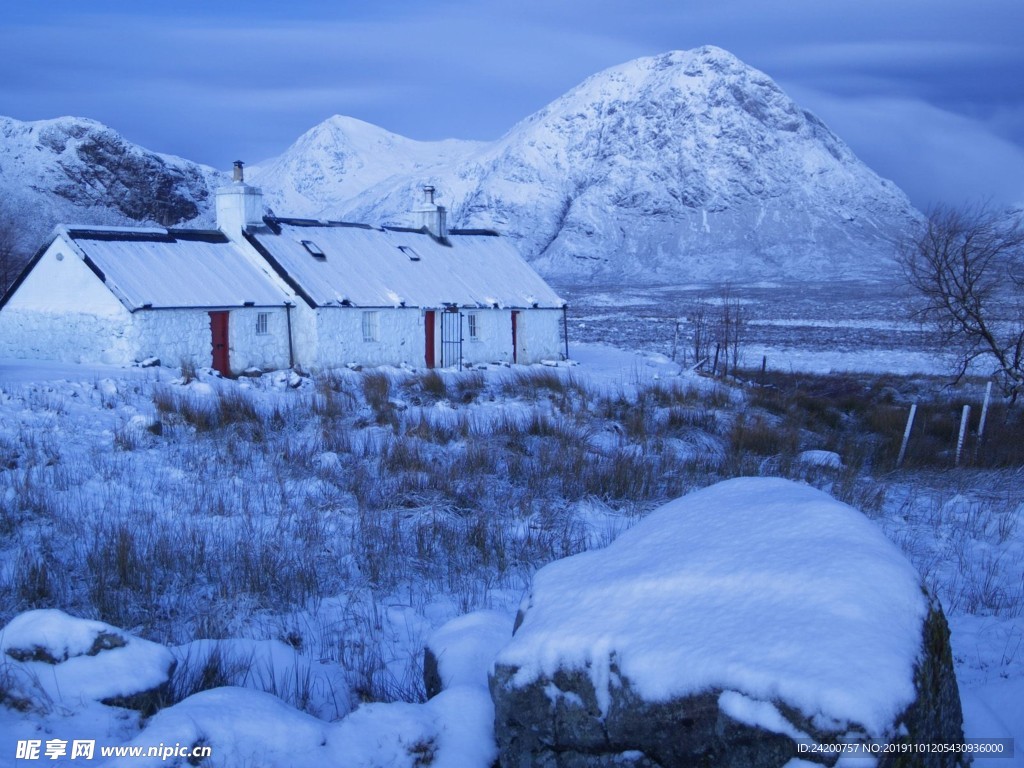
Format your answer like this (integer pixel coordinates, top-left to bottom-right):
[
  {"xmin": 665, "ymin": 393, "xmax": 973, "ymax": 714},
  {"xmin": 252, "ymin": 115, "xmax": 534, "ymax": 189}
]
[{"xmin": 0, "ymin": 115, "xmax": 222, "ymax": 256}]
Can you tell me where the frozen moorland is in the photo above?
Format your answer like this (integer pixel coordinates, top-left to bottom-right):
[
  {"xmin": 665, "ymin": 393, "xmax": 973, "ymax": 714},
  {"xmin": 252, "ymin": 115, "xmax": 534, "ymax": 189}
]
[{"xmin": 0, "ymin": 338, "xmax": 1021, "ymax": 766}]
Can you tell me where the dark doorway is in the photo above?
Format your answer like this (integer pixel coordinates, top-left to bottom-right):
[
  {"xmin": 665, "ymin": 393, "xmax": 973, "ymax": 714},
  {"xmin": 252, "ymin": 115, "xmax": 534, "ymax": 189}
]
[
  {"xmin": 440, "ymin": 308, "xmax": 463, "ymax": 370},
  {"xmin": 511, "ymin": 310, "xmax": 521, "ymax": 364},
  {"xmin": 424, "ymin": 310, "xmax": 436, "ymax": 368},
  {"xmin": 209, "ymin": 311, "xmax": 230, "ymax": 375}
]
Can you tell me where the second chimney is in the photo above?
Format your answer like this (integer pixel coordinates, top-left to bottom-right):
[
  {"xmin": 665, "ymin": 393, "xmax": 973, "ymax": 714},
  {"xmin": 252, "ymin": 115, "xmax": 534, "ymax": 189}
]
[
  {"xmin": 414, "ymin": 185, "xmax": 447, "ymax": 239},
  {"xmin": 216, "ymin": 160, "xmax": 264, "ymax": 238}
]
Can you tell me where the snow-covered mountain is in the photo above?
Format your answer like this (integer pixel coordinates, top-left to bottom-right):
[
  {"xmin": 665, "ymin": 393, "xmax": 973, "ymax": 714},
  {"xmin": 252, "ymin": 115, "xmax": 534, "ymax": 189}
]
[
  {"xmin": 0, "ymin": 116, "xmax": 222, "ymax": 252},
  {"xmin": 252, "ymin": 47, "xmax": 919, "ymax": 283},
  {"xmin": 249, "ymin": 115, "xmax": 485, "ymax": 217},
  {"xmin": 1, "ymin": 47, "xmax": 920, "ymax": 282}
]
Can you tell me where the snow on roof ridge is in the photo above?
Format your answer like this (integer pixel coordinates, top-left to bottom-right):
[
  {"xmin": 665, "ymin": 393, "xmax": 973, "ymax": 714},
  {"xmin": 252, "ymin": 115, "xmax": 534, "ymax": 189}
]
[
  {"xmin": 64, "ymin": 224, "xmax": 170, "ymax": 236},
  {"xmin": 62, "ymin": 224, "xmax": 167, "ymax": 233},
  {"xmin": 265, "ymin": 215, "xmax": 383, "ymax": 232}
]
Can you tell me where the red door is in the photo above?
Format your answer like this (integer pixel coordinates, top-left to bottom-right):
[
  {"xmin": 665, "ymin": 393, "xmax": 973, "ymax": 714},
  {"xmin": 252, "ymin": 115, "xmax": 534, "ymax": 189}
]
[
  {"xmin": 209, "ymin": 311, "xmax": 230, "ymax": 375},
  {"xmin": 424, "ymin": 310, "xmax": 436, "ymax": 368}
]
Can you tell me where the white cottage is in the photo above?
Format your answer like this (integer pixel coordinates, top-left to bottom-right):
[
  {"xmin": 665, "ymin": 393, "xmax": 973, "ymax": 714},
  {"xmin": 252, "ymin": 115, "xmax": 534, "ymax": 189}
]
[
  {"xmin": 0, "ymin": 225, "xmax": 296, "ymax": 374},
  {"xmin": 0, "ymin": 167, "xmax": 566, "ymax": 373}
]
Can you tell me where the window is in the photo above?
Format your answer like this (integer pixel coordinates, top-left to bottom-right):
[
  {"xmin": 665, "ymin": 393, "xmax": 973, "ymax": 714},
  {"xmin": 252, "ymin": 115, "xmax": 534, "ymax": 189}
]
[
  {"xmin": 255, "ymin": 312, "xmax": 270, "ymax": 335},
  {"xmin": 301, "ymin": 240, "xmax": 326, "ymax": 260},
  {"xmin": 466, "ymin": 312, "xmax": 480, "ymax": 341},
  {"xmin": 362, "ymin": 311, "xmax": 380, "ymax": 342},
  {"xmin": 398, "ymin": 245, "xmax": 421, "ymax": 261}
]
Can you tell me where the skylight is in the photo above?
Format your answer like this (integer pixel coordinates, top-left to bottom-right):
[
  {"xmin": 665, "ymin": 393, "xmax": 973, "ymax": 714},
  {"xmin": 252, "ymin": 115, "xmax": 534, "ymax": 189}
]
[
  {"xmin": 398, "ymin": 245, "xmax": 421, "ymax": 261},
  {"xmin": 301, "ymin": 240, "xmax": 326, "ymax": 259}
]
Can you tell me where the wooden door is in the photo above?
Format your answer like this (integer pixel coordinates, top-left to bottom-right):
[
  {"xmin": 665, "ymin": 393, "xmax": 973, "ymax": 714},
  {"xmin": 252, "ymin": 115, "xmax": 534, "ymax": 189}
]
[
  {"xmin": 424, "ymin": 310, "xmax": 436, "ymax": 368},
  {"xmin": 209, "ymin": 311, "xmax": 230, "ymax": 375}
]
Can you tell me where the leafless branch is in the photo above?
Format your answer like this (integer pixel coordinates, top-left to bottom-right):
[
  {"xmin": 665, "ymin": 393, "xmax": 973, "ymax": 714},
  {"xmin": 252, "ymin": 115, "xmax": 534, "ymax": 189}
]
[{"xmin": 898, "ymin": 204, "xmax": 1024, "ymax": 401}]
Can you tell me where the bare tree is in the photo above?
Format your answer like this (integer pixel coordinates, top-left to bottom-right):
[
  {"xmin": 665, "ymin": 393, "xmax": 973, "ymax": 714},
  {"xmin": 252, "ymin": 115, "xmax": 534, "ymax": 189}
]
[
  {"xmin": 0, "ymin": 199, "xmax": 31, "ymax": 295},
  {"xmin": 686, "ymin": 290, "xmax": 745, "ymax": 376},
  {"xmin": 717, "ymin": 288, "xmax": 745, "ymax": 378},
  {"xmin": 898, "ymin": 204, "xmax": 1024, "ymax": 401},
  {"xmin": 689, "ymin": 296, "xmax": 713, "ymax": 369}
]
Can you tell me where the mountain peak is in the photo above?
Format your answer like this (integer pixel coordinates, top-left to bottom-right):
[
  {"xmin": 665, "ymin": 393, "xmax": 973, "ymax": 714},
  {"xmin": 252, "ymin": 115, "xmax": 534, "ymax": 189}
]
[
  {"xmin": 339, "ymin": 47, "xmax": 916, "ymax": 282},
  {"xmin": 1, "ymin": 47, "xmax": 919, "ymax": 284}
]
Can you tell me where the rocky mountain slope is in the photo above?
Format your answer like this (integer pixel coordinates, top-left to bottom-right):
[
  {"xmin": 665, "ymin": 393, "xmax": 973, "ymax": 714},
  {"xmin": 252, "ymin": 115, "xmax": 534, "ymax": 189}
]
[
  {"xmin": 253, "ymin": 47, "xmax": 919, "ymax": 283},
  {"xmin": 0, "ymin": 116, "xmax": 222, "ymax": 255},
  {"xmin": 1, "ymin": 47, "xmax": 920, "ymax": 283}
]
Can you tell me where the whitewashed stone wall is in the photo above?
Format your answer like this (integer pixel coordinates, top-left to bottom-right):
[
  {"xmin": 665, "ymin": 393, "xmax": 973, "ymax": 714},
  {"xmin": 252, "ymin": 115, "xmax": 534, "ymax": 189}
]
[
  {"xmin": 464, "ymin": 308, "xmax": 564, "ymax": 365},
  {"xmin": 458, "ymin": 309, "xmax": 511, "ymax": 365},
  {"xmin": 514, "ymin": 308, "xmax": 564, "ymax": 364},
  {"xmin": 5, "ymin": 240, "xmax": 126, "ymax": 317},
  {"xmin": 286, "ymin": 303, "xmax": 319, "ymax": 371},
  {"xmin": 0, "ymin": 240, "xmax": 137, "ymax": 364},
  {"xmin": 227, "ymin": 307, "xmax": 292, "ymax": 372},
  {"xmin": 131, "ymin": 310, "xmax": 211, "ymax": 368},
  {"xmin": 315, "ymin": 307, "xmax": 423, "ymax": 368},
  {"xmin": 0, "ymin": 308, "xmax": 136, "ymax": 365},
  {"xmin": 132, "ymin": 308, "xmax": 292, "ymax": 373},
  {"xmin": 307, "ymin": 306, "xmax": 565, "ymax": 369}
]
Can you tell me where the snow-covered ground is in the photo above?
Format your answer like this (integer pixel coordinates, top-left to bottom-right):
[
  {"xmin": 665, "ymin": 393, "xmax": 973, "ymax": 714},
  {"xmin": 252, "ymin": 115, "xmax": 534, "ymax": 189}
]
[
  {"xmin": 0, "ymin": 340, "xmax": 1020, "ymax": 766},
  {"xmin": 560, "ymin": 280, "xmax": 964, "ymax": 377}
]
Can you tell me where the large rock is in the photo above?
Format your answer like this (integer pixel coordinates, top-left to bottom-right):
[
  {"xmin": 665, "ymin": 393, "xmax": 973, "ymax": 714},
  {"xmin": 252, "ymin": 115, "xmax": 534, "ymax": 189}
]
[
  {"xmin": 489, "ymin": 478, "xmax": 965, "ymax": 768},
  {"xmin": 424, "ymin": 610, "xmax": 514, "ymax": 699}
]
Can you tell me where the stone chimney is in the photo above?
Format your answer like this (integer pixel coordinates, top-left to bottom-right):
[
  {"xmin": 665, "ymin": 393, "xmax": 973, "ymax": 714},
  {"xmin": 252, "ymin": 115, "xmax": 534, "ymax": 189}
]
[
  {"xmin": 414, "ymin": 185, "xmax": 447, "ymax": 239},
  {"xmin": 216, "ymin": 160, "xmax": 264, "ymax": 238}
]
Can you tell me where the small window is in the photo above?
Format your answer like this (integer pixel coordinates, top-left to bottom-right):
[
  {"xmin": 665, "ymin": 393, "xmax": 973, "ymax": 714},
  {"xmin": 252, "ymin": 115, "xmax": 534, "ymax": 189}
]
[
  {"xmin": 362, "ymin": 311, "xmax": 380, "ymax": 342},
  {"xmin": 255, "ymin": 312, "xmax": 270, "ymax": 335},
  {"xmin": 301, "ymin": 240, "xmax": 326, "ymax": 259},
  {"xmin": 398, "ymin": 245, "xmax": 421, "ymax": 261},
  {"xmin": 467, "ymin": 312, "xmax": 480, "ymax": 341}
]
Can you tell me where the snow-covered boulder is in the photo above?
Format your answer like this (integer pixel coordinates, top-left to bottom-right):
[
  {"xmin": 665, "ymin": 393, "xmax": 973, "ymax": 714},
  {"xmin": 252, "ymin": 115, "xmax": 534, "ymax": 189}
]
[
  {"xmin": 489, "ymin": 478, "xmax": 964, "ymax": 768},
  {"xmin": 171, "ymin": 638, "xmax": 353, "ymax": 720},
  {"xmin": 117, "ymin": 685, "xmax": 498, "ymax": 768},
  {"xmin": 796, "ymin": 449, "xmax": 844, "ymax": 469},
  {"xmin": 423, "ymin": 610, "xmax": 514, "ymax": 698},
  {"xmin": 104, "ymin": 686, "xmax": 329, "ymax": 768},
  {"xmin": 0, "ymin": 609, "xmax": 176, "ymax": 713}
]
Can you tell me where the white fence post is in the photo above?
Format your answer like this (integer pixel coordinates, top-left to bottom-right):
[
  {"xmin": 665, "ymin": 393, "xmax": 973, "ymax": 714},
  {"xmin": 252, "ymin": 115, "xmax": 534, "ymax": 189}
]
[
  {"xmin": 955, "ymin": 404, "xmax": 971, "ymax": 467},
  {"xmin": 977, "ymin": 381, "xmax": 993, "ymax": 442},
  {"xmin": 897, "ymin": 402, "xmax": 917, "ymax": 468}
]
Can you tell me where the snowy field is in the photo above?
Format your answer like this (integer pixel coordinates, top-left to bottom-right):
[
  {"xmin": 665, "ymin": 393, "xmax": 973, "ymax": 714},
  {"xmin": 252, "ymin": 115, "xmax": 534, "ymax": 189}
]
[
  {"xmin": 560, "ymin": 279, "xmax": 953, "ymax": 376},
  {"xmin": 0, "ymin": 293, "xmax": 1021, "ymax": 766}
]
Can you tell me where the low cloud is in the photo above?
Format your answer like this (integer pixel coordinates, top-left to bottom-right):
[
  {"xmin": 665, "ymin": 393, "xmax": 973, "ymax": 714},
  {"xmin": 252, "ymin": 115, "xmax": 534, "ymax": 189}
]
[{"xmin": 789, "ymin": 88, "xmax": 1024, "ymax": 209}]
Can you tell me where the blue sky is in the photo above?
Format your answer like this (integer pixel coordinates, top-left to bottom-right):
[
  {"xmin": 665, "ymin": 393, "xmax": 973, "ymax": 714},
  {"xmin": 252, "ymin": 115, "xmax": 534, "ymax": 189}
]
[{"xmin": 2, "ymin": 0, "xmax": 1023, "ymax": 209}]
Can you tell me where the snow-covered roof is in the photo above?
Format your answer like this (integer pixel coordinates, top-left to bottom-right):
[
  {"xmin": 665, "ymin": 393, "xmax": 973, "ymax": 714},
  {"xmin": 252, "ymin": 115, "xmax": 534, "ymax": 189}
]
[
  {"xmin": 246, "ymin": 219, "xmax": 565, "ymax": 310},
  {"xmin": 61, "ymin": 227, "xmax": 293, "ymax": 311}
]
